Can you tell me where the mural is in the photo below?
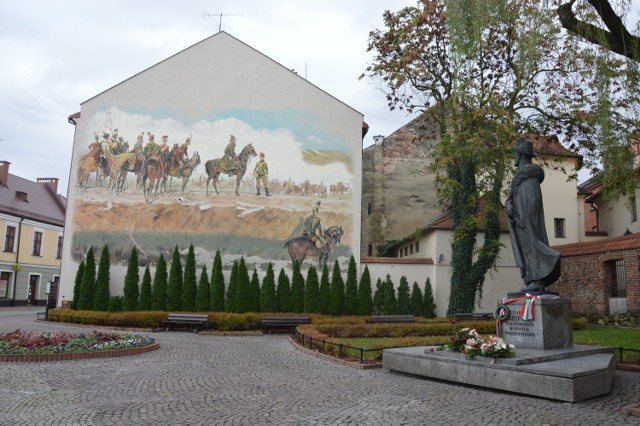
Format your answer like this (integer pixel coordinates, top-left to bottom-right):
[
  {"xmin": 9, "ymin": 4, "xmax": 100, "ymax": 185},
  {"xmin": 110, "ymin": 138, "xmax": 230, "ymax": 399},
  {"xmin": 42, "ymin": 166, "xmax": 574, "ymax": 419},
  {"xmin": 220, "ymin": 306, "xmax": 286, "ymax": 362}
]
[{"xmin": 71, "ymin": 107, "xmax": 355, "ymax": 272}]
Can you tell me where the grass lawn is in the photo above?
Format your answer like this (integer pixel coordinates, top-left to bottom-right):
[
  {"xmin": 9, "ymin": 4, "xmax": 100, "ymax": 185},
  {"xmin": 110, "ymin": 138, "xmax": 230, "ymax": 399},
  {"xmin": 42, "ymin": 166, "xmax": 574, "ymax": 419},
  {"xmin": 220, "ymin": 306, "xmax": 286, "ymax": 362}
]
[{"xmin": 574, "ymin": 326, "xmax": 640, "ymax": 349}]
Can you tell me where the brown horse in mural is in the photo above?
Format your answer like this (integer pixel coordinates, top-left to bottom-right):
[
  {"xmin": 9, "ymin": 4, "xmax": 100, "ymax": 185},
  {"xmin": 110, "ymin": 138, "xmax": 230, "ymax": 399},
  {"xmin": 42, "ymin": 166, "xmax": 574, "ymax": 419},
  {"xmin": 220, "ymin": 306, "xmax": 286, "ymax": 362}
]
[
  {"xmin": 140, "ymin": 156, "xmax": 164, "ymax": 203},
  {"xmin": 162, "ymin": 151, "xmax": 201, "ymax": 193},
  {"xmin": 285, "ymin": 225, "xmax": 344, "ymax": 269},
  {"xmin": 205, "ymin": 143, "xmax": 257, "ymax": 196}
]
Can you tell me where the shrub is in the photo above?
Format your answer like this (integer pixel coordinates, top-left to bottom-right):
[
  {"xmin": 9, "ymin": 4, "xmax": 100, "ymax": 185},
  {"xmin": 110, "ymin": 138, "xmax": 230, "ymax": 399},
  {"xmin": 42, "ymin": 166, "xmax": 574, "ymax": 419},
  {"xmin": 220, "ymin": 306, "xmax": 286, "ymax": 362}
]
[
  {"xmin": 330, "ymin": 260, "xmax": 345, "ymax": 315},
  {"xmin": 94, "ymin": 245, "xmax": 111, "ymax": 311},
  {"xmin": 261, "ymin": 263, "xmax": 277, "ymax": 313},
  {"xmin": 291, "ymin": 260, "xmax": 305, "ymax": 313},
  {"xmin": 139, "ymin": 266, "xmax": 153, "ymax": 311},
  {"xmin": 152, "ymin": 254, "xmax": 168, "ymax": 311},
  {"xmin": 108, "ymin": 296, "xmax": 123, "ymax": 312},
  {"xmin": 249, "ymin": 268, "xmax": 261, "ymax": 313},
  {"xmin": 226, "ymin": 261, "xmax": 239, "ymax": 312},
  {"xmin": 78, "ymin": 247, "xmax": 96, "ymax": 311},
  {"xmin": 210, "ymin": 250, "xmax": 225, "ymax": 312},
  {"xmin": 123, "ymin": 248, "xmax": 140, "ymax": 311},
  {"xmin": 196, "ymin": 265, "xmax": 210, "ymax": 312},
  {"xmin": 396, "ymin": 276, "xmax": 410, "ymax": 315},
  {"xmin": 344, "ymin": 255, "xmax": 358, "ymax": 315},
  {"xmin": 303, "ymin": 265, "xmax": 319, "ymax": 313},
  {"xmin": 167, "ymin": 246, "xmax": 183, "ymax": 311},
  {"xmin": 357, "ymin": 266, "xmax": 373, "ymax": 315},
  {"xmin": 71, "ymin": 261, "xmax": 85, "ymax": 310},
  {"xmin": 319, "ymin": 264, "xmax": 331, "ymax": 315},
  {"xmin": 410, "ymin": 281, "xmax": 423, "ymax": 316},
  {"xmin": 182, "ymin": 244, "xmax": 197, "ymax": 312}
]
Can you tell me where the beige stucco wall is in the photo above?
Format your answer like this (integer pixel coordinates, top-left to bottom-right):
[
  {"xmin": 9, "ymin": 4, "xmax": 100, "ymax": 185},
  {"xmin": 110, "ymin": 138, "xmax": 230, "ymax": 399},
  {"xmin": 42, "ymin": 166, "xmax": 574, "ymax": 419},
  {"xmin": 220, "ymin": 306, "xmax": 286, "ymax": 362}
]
[{"xmin": 597, "ymin": 187, "xmax": 640, "ymax": 237}]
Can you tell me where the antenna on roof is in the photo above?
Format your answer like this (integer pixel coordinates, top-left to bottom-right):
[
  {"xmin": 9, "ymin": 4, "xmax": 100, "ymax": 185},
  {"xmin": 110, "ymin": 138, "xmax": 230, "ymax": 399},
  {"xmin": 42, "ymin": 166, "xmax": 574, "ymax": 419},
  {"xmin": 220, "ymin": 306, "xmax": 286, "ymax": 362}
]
[{"xmin": 204, "ymin": 12, "xmax": 243, "ymax": 33}]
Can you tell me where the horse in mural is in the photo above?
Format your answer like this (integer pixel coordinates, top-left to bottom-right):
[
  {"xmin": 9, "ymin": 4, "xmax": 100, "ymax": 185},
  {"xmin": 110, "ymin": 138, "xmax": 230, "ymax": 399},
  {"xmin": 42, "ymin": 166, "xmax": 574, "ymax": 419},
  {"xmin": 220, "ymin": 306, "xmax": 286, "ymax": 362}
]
[
  {"xmin": 140, "ymin": 156, "xmax": 164, "ymax": 203},
  {"xmin": 162, "ymin": 151, "xmax": 201, "ymax": 193},
  {"xmin": 285, "ymin": 225, "xmax": 344, "ymax": 269},
  {"xmin": 205, "ymin": 143, "xmax": 257, "ymax": 196},
  {"xmin": 108, "ymin": 152, "xmax": 137, "ymax": 194}
]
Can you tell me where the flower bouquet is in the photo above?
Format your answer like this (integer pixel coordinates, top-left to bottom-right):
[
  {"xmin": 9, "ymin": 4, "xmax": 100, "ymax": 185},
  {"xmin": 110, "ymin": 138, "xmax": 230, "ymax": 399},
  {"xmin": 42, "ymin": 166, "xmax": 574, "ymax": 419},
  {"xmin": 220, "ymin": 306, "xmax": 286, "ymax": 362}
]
[{"xmin": 437, "ymin": 320, "xmax": 515, "ymax": 359}]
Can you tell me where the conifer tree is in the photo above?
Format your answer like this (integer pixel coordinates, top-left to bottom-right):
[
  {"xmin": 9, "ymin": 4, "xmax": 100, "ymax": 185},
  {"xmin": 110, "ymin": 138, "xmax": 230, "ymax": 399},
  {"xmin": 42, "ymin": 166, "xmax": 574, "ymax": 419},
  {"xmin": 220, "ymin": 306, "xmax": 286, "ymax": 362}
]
[
  {"xmin": 344, "ymin": 255, "xmax": 358, "ymax": 315},
  {"xmin": 152, "ymin": 253, "xmax": 168, "ymax": 311},
  {"xmin": 108, "ymin": 296, "xmax": 123, "ymax": 312},
  {"xmin": 167, "ymin": 246, "xmax": 183, "ymax": 311},
  {"xmin": 275, "ymin": 268, "xmax": 290, "ymax": 312},
  {"xmin": 122, "ymin": 248, "xmax": 140, "ymax": 311},
  {"xmin": 249, "ymin": 268, "xmax": 261, "ymax": 312},
  {"xmin": 78, "ymin": 247, "xmax": 96, "ymax": 311},
  {"xmin": 261, "ymin": 263, "xmax": 277, "ymax": 312},
  {"xmin": 330, "ymin": 260, "xmax": 345, "ymax": 316},
  {"xmin": 410, "ymin": 281, "xmax": 424, "ymax": 316},
  {"xmin": 357, "ymin": 265, "xmax": 373, "ymax": 315},
  {"xmin": 236, "ymin": 257, "xmax": 251, "ymax": 313},
  {"xmin": 196, "ymin": 265, "xmax": 210, "ymax": 312},
  {"xmin": 396, "ymin": 276, "xmax": 411, "ymax": 315},
  {"xmin": 181, "ymin": 244, "xmax": 197, "ymax": 312},
  {"xmin": 93, "ymin": 245, "xmax": 111, "ymax": 311},
  {"xmin": 303, "ymin": 265, "xmax": 319, "ymax": 313},
  {"xmin": 290, "ymin": 260, "xmax": 305, "ymax": 313},
  {"xmin": 319, "ymin": 263, "xmax": 331, "ymax": 315},
  {"xmin": 210, "ymin": 250, "xmax": 225, "ymax": 312},
  {"xmin": 139, "ymin": 265, "xmax": 152, "ymax": 311},
  {"xmin": 71, "ymin": 260, "xmax": 85, "ymax": 310},
  {"xmin": 226, "ymin": 260, "xmax": 239, "ymax": 312},
  {"xmin": 382, "ymin": 274, "xmax": 397, "ymax": 315},
  {"xmin": 373, "ymin": 278, "xmax": 384, "ymax": 315},
  {"xmin": 423, "ymin": 277, "xmax": 436, "ymax": 318}
]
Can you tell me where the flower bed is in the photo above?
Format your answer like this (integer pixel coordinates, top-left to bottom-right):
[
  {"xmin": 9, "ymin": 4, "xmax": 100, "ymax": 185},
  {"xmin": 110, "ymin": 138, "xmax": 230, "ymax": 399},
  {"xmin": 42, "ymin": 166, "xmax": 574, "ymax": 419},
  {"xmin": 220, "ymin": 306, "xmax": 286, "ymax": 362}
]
[{"xmin": 0, "ymin": 329, "xmax": 158, "ymax": 362}]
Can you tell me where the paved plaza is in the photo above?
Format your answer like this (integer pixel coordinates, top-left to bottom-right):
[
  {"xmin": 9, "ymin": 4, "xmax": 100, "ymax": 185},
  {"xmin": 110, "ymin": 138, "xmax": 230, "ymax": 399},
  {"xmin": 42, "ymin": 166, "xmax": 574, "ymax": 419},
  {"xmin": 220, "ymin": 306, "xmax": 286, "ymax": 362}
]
[{"xmin": 1, "ymin": 307, "xmax": 639, "ymax": 425}]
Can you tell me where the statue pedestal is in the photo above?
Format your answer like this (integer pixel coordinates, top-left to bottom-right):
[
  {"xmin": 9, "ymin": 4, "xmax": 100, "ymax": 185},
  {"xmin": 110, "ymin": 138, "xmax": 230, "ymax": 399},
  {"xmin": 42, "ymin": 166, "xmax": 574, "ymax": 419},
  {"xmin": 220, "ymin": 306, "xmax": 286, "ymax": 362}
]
[{"xmin": 498, "ymin": 297, "xmax": 572, "ymax": 350}]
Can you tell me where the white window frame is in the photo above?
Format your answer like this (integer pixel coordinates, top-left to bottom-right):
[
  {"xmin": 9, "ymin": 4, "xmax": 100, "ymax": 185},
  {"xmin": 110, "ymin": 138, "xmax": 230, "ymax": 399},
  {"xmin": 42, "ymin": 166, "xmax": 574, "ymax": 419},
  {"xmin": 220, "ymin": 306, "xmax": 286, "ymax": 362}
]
[{"xmin": 3, "ymin": 223, "xmax": 17, "ymax": 253}]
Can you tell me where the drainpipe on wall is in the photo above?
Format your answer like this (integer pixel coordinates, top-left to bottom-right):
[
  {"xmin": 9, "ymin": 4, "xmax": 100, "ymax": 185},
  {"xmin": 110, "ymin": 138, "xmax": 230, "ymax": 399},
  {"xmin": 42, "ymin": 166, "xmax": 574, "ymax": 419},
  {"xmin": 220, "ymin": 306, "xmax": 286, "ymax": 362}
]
[{"xmin": 11, "ymin": 217, "xmax": 24, "ymax": 305}]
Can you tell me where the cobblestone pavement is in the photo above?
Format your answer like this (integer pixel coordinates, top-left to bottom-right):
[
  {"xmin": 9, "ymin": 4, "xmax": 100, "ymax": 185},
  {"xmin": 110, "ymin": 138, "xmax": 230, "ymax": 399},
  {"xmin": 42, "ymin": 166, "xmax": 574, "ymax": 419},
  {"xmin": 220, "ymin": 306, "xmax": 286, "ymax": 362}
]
[{"xmin": 1, "ymin": 307, "xmax": 640, "ymax": 426}]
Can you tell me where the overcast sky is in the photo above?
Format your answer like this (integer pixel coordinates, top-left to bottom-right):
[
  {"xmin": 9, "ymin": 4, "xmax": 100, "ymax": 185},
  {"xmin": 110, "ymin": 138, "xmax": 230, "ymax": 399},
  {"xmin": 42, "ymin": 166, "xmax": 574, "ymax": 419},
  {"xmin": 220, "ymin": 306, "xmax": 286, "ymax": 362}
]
[{"xmin": 0, "ymin": 0, "xmax": 419, "ymax": 195}]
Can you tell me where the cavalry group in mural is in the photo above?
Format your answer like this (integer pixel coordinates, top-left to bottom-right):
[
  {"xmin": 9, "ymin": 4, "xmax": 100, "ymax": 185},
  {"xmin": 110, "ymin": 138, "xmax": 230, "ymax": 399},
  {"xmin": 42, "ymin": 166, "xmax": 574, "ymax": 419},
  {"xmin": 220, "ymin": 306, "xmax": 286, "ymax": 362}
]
[{"xmin": 72, "ymin": 119, "xmax": 353, "ymax": 271}]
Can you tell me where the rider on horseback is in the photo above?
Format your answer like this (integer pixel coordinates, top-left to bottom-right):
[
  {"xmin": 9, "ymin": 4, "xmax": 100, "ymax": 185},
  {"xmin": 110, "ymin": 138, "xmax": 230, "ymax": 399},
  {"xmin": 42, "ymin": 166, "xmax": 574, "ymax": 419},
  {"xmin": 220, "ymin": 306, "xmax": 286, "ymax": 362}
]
[
  {"xmin": 221, "ymin": 135, "xmax": 240, "ymax": 175},
  {"xmin": 175, "ymin": 136, "xmax": 191, "ymax": 173},
  {"xmin": 303, "ymin": 200, "xmax": 327, "ymax": 253}
]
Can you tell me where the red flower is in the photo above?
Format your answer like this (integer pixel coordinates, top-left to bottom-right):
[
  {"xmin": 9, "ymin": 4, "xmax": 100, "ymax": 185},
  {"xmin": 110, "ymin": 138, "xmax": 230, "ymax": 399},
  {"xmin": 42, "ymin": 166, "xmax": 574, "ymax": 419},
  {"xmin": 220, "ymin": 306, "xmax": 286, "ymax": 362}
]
[{"xmin": 451, "ymin": 319, "xmax": 457, "ymax": 325}]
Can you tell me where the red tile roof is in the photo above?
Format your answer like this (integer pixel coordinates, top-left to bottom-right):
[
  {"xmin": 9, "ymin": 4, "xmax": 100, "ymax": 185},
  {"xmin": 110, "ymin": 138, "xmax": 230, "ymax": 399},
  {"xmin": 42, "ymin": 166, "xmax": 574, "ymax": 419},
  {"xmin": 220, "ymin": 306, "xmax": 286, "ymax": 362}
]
[
  {"xmin": 554, "ymin": 233, "xmax": 640, "ymax": 257},
  {"xmin": 0, "ymin": 173, "xmax": 65, "ymax": 226},
  {"xmin": 361, "ymin": 256, "xmax": 434, "ymax": 265}
]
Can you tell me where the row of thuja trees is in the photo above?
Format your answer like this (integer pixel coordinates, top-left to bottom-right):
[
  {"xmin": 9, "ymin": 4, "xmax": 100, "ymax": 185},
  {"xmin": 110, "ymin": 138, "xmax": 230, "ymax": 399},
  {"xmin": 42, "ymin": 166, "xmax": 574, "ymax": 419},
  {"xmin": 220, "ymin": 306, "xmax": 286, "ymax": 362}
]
[{"xmin": 71, "ymin": 244, "xmax": 436, "ymax": 317}]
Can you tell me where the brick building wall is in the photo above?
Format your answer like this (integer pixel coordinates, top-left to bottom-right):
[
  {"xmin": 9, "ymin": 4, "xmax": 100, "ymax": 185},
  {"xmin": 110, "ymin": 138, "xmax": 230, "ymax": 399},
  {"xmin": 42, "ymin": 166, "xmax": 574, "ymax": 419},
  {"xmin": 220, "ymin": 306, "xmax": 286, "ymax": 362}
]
[{"xmin": 554, "ymin": 234, "xmax": 640, "ymax": 315}]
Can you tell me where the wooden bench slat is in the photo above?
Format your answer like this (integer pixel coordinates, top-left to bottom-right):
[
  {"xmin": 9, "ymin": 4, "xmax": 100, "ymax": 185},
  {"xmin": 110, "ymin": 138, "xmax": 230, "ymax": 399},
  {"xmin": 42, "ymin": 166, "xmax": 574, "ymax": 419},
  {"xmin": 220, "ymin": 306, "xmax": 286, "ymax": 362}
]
[{"xmin": 163, "ymin": 313, "xmax": 209, "ymax": 333}]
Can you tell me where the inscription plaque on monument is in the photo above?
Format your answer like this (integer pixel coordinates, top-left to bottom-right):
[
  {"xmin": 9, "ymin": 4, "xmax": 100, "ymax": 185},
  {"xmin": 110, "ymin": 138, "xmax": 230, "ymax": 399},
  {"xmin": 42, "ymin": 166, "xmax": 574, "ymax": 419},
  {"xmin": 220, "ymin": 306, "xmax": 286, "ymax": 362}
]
[{"xmin": 499, "ymin": 298, "xmax": 572, "ymax": 350}]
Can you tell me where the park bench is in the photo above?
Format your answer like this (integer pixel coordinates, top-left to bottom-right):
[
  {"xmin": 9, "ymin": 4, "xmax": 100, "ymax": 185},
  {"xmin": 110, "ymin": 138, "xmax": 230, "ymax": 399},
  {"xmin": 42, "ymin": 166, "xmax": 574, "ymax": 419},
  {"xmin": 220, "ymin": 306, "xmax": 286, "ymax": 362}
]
[
  {"xmin": 455, "ymin": 312, "xmax": 495, "ymax": 321},
  {"xmin": 261, "ymin": 316, "xmax": 311, "ymax": 334},
  {"xmin": 370, "ymin": 315, "xmax": 415, "ymax": 323},
  {"xmin": 163, "ymin": 313, "xmax": 209, "ymax": 333}
]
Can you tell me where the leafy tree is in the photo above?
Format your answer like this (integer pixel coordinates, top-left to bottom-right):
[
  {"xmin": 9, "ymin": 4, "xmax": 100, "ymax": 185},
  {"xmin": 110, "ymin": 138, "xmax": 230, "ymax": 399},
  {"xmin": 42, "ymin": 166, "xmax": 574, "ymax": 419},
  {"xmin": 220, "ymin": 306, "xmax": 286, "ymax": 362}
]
[
  {"xmin": 410, "ymin": 281, "xmax": 424, "ymax": 316},
  {"xmin": 365, "ymin": 0, "xmax": 623, "ymax": 315},
  {"xmin": 373, "ymin": 278, "xmax": 384, "ymax": 315},
  {"xmin": 108, "ymin": 296, "xmax": 123, "ymax": 312},
  {"xmin": 382, "ymin": 275, "xmax": 397, "ymax": 315},
  {"xmin": 330, "ymin": 260, "xmax": 345, "ymax": 316},
  {"xmin": 71, "ymin": 260, "xmax": 84, "ymax": 310},
  {"xmin": 357, "ymin": 265, "xmax": 373, "ymax": 315},
  {"xmin": 196, "ymin": 265, "xmax": 210, "ymax": 312},
  {"xmin": 261, "ymin": 263, "xmax": 277, "ymax": 312},
  {"xmin": 152, "ymin": 254, "xmax": 168, "ymax": 311},
  {"xmin": 344, "ymin": 255, "xmax": 358, "ymax": 315},
  {"xmin": 236, "ymin": 257, "xmax": 251, "ymax": 313},
  {"xmin": 167, "ymin": 246, "xmax": 183, "ymax": 311},
  {"xmin": 423, "ymin": 277, "xmax": 437, "ymax": 318},
  {"xmin": 181, "ymin": 244, "xmax": 197, "ymax": 312},
  {"xmin": 303, "ymin": 266, "xmax": 319, "ymax": 313},
  {"xmin": 93, "ymin": 245, "xmax": 111, "ymax": 311},
  {"xmin": 123, "ymin": 248, "xmax": 139, "ymax": 311},
  {"xmin": 396, "ymin": 276, "xmax": 411, "ymax": 315},
  {"xmin": 290, "ymin": 260, "xmax": 305, "ymax": 313},
  {"xmin": 276, "ymin": 268, "xmax": 291, "ymax": 313},
  {"xmin": 78, "ymin": 247, "xmax": 96, "ymax": 311},
  {"xmin": 210, "ymin": 250, "xmax": 225, "ymax": 312},
  {"xmin": 226, "ymin": 260, "xmax": 239, "ymax": 312},
  {"xmin": 319, "ymin": 263, "xmax": 331, "ymax": 315},
  {"xmin": 249, "ymin": 268, "xmax": 261, "ymax": 312},
  {"xmin": 139, "ymin": 265, "xmax": 152, "ymax": 311},
  {"xmin": 557, "ymin": 0, "xmax": 640, "ymax": 61}
]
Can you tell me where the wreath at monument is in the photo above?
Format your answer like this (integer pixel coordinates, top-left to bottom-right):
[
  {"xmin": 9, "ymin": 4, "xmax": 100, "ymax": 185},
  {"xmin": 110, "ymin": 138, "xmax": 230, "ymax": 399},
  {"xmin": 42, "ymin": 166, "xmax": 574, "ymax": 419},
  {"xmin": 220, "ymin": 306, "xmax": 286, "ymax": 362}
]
[{"xmin": 436, "ymin": 320, "xmax": 515, "ymax": 359}]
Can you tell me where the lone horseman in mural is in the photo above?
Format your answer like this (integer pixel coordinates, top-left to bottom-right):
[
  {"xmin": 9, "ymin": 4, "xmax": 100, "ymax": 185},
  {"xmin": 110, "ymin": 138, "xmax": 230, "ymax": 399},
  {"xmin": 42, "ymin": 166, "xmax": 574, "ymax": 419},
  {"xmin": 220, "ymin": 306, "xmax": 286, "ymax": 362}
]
[
  {"xmin": 285, "ymin": 201, "xmax": 343, "ymax": 269},
  {"xmin": 205, "ymin": 140, "xmax": 257, "ymax": 196},
  {"xmin": 173, "ymin": 136, "xmax": 191, "ymax": 173}
]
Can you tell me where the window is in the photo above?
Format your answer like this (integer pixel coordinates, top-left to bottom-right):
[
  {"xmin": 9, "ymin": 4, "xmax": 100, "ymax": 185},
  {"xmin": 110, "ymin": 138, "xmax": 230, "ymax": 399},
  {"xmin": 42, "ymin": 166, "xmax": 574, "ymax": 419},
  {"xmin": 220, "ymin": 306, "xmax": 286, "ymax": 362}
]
[
  {"xmin": 367, "ymin": 244, "xmax": 372, "ymax": 257},
  {"xmin": 415, "ymin": 241, "xmax": 419, "ymax": 253},
  {"xmin": 56, "ymin": 235, "xmax": 63, "ymax": 259},
  {"xmin": 367, "ymin": 202, "xmax": 372, "ymax": 216},
  {"xmin": 610, "ymin": 260, "xmax": 626, "ymax": 298},
  {"xmin": 554, "ymin": 218, "xmax": 566, "ymax": 238},
  {"xmin": 632, "ymin": 196, "xmax": 638, "ymax": 222},
  {"xmin": 4, "ymin": 226, "xmax": 16, "ymax": 252},
  {"xmin": 409, "ymin": 244, "xmax": 414, "ymax": 255},
  {"xmin": 32, "ymin": 231, "xmax": 42, "ymax": 256},
  {"xmin": 404, "ymin": 247, "xmax": 408, "ymax": 256}
]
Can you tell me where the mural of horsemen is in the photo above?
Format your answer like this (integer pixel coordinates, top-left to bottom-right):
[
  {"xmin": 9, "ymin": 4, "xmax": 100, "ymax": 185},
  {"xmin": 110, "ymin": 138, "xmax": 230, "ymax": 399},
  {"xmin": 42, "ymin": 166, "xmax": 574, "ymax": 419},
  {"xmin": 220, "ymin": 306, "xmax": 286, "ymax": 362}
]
[{"xmin": 69, "ymin": 106, "xmax": 357, "ymax": 273}]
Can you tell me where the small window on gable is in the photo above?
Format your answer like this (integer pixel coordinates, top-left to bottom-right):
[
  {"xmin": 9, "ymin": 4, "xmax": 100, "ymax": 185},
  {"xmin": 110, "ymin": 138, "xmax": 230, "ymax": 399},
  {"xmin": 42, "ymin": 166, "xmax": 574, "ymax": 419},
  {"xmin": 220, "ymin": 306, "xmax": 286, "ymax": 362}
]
[
  {"xmin": 16, "ymin": 191, "xmax": 28, "ymax": 202},
  {"xmin": 554, "ymin": 218, "xmax": 566, "ymax": 238}
]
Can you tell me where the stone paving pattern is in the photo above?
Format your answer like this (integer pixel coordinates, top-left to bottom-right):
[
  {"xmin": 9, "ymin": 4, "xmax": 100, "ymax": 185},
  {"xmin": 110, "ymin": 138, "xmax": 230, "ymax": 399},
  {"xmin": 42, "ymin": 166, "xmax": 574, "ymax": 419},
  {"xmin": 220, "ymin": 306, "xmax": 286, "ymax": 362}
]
[{"xmin": 1, "ymin": 307, "xmax": 640, "ymax": 425}]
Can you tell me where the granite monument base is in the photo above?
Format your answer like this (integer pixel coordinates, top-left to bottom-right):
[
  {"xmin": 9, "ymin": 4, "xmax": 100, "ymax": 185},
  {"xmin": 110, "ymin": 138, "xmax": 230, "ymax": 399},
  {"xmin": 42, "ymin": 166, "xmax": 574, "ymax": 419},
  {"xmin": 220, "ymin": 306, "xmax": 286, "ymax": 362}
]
[{"xmin": 383, "ymin": 345, "xmax": 615, "ymax": 402}]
